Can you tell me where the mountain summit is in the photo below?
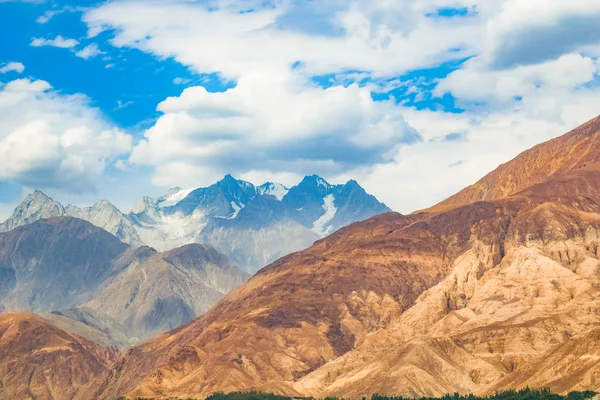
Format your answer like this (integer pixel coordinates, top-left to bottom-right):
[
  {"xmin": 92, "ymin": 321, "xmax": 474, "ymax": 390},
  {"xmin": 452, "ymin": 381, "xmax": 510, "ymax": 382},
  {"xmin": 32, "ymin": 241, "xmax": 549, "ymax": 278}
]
[{"xmin": 1, "ymin": 175, "xmax": 390, "ymax": 272}]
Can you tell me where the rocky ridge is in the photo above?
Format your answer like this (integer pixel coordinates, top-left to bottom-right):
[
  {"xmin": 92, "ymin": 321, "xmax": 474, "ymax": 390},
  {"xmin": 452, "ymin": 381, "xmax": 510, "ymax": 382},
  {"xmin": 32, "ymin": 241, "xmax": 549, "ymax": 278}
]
[{"xmin": 0, "ymin": 176, "xmax": 390, "ymax": 273}]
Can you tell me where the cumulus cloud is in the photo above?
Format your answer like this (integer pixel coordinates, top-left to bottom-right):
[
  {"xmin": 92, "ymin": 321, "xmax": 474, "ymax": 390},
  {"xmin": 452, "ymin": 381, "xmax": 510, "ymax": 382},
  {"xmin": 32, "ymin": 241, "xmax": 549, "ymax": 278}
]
[
  {"xmin": 130, "ymin": 76, "xmax": 420, "ymax": 187},
  {"xmin": 30, "ymin": 35, "xmax": 79, "ymax": 49},
  {"xmin": 0, "ymin": 62, "xmax": 25, "ymax": 74},
  {"xmin": 436, "ymin": 54, "xmax": 598, "ymax": 112},
  {"xmin": 0, "ymin": 78, "xmax": 132, "ymax": 191},
  {"xmin": 84, "ymin": 0, "xmax": 477, "ymax": 188}
]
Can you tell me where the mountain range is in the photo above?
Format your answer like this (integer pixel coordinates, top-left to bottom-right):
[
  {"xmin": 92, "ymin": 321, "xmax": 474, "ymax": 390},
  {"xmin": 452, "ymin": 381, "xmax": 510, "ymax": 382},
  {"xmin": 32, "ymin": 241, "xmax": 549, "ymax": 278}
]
[
  {"xmin": 2, "ymin": 115, "xmax": 600, "ymax": 399},
  {"xmin": 0, "ymin": 217, "xmax": 249, "ymax": 345},
  {"xmin": 69, "ymin": 114, "xmax": 600, "ymax": 399},
  {"xmin": 0, "ymin": 175, "xmax": 390, "ymax": 273}
]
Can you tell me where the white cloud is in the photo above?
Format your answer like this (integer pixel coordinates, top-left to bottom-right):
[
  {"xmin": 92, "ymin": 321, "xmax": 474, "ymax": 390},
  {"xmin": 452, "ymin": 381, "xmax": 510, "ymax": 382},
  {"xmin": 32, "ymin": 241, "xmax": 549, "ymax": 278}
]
[
  {"xmin": 436, "ymin": 53, "xmax": 598, "ymax": 113},
  {"xmin": 130, "ymin": 77, "xmax": 420, "ymax": 187},
  {"xmin": 36, "ymin": 6, "xmax": 86, "ymax": 24},
  {"xmin": 4, "ymin": 78, "xmax": 51, "ymax": 92},
  {"xmin": 37, "ymin": 10, "xmax": 61, "ymax": 24},
  {"xmin": 484, "ymin": 0, "xmax": 600, "ymax": 69},
  {"xmin": 30, "ymin": 35, "xmax": 79, "ymax": 49},
  {"xmin": 0, "ymin": 62, "xmax": 25, "ymax": 74},
  {"xmin": 75, "ymin": 43, "xmax": 105, "ymax": 59},
  {"xmin": 114, "ymin": 159, "xmax": 128, "ymax": 171},
  {"xmin": 84, "ymin": 1, "xmax": 483, "ymax": 80},
  {"xmin": 0, "ymin": 78, "xmax": 132, "ymax": 192}
]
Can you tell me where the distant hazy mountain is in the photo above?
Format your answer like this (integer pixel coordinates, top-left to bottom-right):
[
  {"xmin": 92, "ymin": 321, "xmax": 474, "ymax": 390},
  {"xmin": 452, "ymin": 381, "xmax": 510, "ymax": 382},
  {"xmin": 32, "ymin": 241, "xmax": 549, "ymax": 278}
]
[
  {"xmin": 0, "ymin": 217, "xmax": 130, "ymax": 313},
  {"xmin": 82, "ymin": 243, "xmax": 249, "ymax": 341},
  {"xmin": 0, "ymin": 217, "xmax": 248, "ymax": 342},
  {"xmin": 0, "ymin": 175, "xmax": 389, "ymax": 273},
  {"xmin": 0, "ymin": 175, "xmax": 390, "ymax": 273},
  {"xmin": 0, "ymin": 190, "xmax": 143, "ymax": 246}
]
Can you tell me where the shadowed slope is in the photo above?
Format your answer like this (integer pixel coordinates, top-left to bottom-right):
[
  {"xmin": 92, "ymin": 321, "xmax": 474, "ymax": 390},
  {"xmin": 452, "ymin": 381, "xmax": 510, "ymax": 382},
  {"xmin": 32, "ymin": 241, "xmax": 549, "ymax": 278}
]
[{"xmin": 0, "ymin": 217, "xmax": 130, "ymax": 313}]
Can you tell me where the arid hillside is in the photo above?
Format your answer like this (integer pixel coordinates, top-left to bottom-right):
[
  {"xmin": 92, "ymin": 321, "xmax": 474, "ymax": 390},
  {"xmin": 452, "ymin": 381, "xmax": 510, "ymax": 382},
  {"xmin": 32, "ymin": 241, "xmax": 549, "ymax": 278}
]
[
  {"xmin": 72, "ymin": 117, "xmax": 600, "ymax": 399},
  {"xmin": 429, "ymin": 115, "xmax": 600, "ymax": 212},
  {"xmin": 0, "ymin": 313, "xmax": 117, "ymax": 400}
]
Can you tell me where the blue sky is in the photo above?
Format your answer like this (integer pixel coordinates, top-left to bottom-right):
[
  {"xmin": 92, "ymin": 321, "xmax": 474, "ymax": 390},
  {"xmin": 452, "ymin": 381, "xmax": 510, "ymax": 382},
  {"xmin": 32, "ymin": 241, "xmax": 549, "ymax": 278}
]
[
  {"xmin": 0, "ymin": 1, "xmax": 227, "ymax": 129},
  {"xmin": 1, "ymin": 0, "xmax": 600, "ymax": 217}
]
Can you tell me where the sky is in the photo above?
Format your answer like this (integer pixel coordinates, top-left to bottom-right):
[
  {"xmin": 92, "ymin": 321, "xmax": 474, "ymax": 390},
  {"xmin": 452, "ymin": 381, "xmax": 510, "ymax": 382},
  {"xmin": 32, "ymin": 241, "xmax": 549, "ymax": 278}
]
[{"xmin": 1, "ymin": 0, "xmax": 600, "ymax": 219}]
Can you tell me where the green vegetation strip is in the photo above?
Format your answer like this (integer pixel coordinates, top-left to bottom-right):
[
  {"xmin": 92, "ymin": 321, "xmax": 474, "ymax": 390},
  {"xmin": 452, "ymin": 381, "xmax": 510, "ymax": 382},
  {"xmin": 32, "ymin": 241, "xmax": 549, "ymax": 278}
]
[{"xmin": 123, "ymin": 388, "xmax": 597, "ymax": 400}]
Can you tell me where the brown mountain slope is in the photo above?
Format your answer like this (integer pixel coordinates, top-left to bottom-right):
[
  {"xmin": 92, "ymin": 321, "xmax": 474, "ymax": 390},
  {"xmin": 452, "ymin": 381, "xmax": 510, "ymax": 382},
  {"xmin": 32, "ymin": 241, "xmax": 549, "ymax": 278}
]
[
  {"xmin": 428, "ymin": 114, "xmax": 600, "ymax": 212},
  {"xmin": 0, "ymin": 313, "xmax": 117, "ymax": 400},
  {"xmin": 73, "ymin": 117, "xmax": 600, "ymax": 399},
  {"xmin": 78, "ymin": 201, "xmax": 516, "ymax": 399},
  {"xmin": 97, "ymin": 161, "xmax": 600, "ymax": 400}
]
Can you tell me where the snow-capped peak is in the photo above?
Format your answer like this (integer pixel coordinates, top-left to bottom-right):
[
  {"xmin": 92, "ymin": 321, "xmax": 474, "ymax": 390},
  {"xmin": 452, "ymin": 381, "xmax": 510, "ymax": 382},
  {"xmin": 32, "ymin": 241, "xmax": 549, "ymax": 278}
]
[
  {"xmin": 131, "ymin": 196, "xmax": 158, "ymax": 214},
  {"xmin": 258, "ymin": 182, "xmax": 289, "ymax": 201},
  {"xmin": 158, "ymin": 187, "xmax": 194, "ymax": 208},
  {"xmin": 238, "ymin": 179, "xmax": 256, "ymax": 192}
]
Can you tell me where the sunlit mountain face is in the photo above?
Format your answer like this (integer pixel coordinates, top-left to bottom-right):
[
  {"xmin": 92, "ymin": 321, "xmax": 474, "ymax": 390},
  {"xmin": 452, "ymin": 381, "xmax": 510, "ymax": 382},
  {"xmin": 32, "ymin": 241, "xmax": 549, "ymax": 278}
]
[{"xmin": 1, "ymin": 1, "xmax": 600, "ymax": 399}]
